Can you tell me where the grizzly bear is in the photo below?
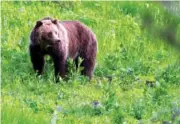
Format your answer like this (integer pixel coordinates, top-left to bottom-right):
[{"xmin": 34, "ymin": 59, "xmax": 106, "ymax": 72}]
[{"xmin": 29, "ymin": 17, "xmax": 97, "ymax": 81}]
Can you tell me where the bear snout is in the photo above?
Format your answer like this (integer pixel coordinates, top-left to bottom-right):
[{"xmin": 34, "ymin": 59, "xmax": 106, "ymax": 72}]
[{"xmin": 56, "ymin": 40, "xmax": 61, "ymax": 43}]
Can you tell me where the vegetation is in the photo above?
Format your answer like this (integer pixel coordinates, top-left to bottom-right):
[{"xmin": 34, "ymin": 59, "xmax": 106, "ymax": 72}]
[{"xmin": 1, "ymin": 1, "xmax": 180, "ymax": 123}]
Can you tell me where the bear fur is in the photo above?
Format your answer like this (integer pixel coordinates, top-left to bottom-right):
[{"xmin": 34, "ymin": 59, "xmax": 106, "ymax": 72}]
[{"xmin": 29, "ymin": 17, "xmax": 97, "ymax": 81}]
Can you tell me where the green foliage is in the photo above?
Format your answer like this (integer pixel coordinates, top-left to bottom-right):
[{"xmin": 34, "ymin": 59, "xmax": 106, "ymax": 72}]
[
  {"xmin": 112, "ymin": 107, "xmax": 125, "ymax": 124},
  {"xmin": 1, "ymin": 1, "xmax": 180, "ymax": 123},
  {"xmin": 131, "ymin": 100, "xmax": 145, "ymax": 120}
]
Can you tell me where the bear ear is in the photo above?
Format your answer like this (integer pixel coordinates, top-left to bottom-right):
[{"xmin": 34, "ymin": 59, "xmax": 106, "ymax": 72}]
[
  {"xmin": 52, "ymin": 19, "xmax": 58, "ymax": 24},
  {"xmin": 35, "ymin": 21, "xmax": 43, "ymax": 28}
]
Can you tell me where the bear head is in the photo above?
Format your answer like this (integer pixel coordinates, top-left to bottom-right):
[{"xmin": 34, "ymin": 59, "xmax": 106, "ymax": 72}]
[{"xmin": 34, "ymin": 18, "xmax": 61, "ymax": 50}]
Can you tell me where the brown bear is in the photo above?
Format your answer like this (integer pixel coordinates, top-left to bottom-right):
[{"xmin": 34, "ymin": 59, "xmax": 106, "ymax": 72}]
[{"xmin": 29, "ymin": 17, "xmax": 97, "ymax": 81}]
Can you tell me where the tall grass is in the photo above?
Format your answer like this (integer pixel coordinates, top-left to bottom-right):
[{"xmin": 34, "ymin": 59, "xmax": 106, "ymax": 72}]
[{"xmin": 1, "ymin": 1, "xmax": 180, "ymax": 123}]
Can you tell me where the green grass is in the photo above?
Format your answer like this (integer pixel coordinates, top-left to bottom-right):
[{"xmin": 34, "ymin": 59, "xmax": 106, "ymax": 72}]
[{"xmin": 1, "ymin": 1, "xmax": 180, "ymax": 124}]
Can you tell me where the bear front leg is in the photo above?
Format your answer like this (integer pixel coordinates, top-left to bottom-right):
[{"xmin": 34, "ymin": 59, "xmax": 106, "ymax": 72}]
[
  {"xmin": 52, "ymin": 55, "xmax": 67, "ymax": 81},
  {"xmin": 29, "ymin": 45, "xmax": 45, "ymax": 75}
]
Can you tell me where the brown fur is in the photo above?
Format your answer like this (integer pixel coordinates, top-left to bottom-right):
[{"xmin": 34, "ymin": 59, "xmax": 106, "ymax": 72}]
[{"xmin": 29, "ymin": 17, "xmax": 97, "ymax": 81}]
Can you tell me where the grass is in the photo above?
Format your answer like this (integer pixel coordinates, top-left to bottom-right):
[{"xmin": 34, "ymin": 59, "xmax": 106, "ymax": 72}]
[{"xmin": 1, "ymin": 1, "xmax": 180, "ymax": 124}]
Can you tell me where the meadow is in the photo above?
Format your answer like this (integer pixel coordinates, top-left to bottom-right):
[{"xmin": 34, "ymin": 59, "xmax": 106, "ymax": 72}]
[{"xmin": 1, "ymin": 1, "xmax": 180, "ymax": 124}]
